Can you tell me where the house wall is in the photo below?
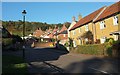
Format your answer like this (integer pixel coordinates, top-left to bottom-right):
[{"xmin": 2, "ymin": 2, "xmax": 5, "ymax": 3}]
[
  {"xmin": 69, "ymin": 22, "xmax": 94, "ymax": 46},
  {"xmin": 58, "ymin": 34, "xmax": 68, "ymax": 40},
  {"xmin": 68, "ymin": 21, "xmax": 76, "ymax": 38},
  {"xmin": 95, "ymin": 14, "xmax": 119, "ymax": 43},
  {"xmin": 70, "ymin": 13, "xmax": 120, "ymax": 45},
  {"xmin": 57, "ymin": 34, "xmax": 68, "ymax": 45}
]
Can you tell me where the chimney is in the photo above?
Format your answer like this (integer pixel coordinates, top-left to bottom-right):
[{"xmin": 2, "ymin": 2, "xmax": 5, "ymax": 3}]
[
  {"xmin": 72, "ymin": 16, "xmax": 76, "ymax": 22},
  {"xmin": 78, "ymin": 14, "xmax": 82, "ymax": 21}
]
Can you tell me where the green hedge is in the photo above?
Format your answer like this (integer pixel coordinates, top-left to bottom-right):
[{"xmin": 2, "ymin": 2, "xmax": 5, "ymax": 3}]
[
  {"xmin": 70, "ymin": 40, "xmax": 120, "ymax": 57},
  {"xmin": 2, "ymin": 37, "xmax": 23, "ymax": 51},
  {"xmin": 70, "ymin": 44, "xmax": 106, "ymax": 55},
  {"xmin": 2, "ymin": 38, "xmax": 13, "ymax": 46}
]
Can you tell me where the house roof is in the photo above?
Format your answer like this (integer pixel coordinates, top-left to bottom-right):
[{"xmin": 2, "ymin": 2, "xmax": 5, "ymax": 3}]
[
  {"xmin": 94, "ymin": 1, "xmax": 120, "ymax": 22},
  {"xmin": 53, "ymin": 27, "xmax": 58, "ymax": 32},
  {"xmin": 60, "ymin": 30, "xmax": 68, "ymax": 34},
  {"xmin": 52, "ymin": 26, "xmax": 59, "ymax": 35},
  {"xmin": 70, "ymin": 6, "xmax": 105, "ymax": 31},
  {"xmin": 35, "ymin": 28, "xmax": 43, "ymax": 33},
  {"xmin": 59, "ymin": 24, "xmax": 67, "ymax": 34},
  {"xmin": 48, "ymin": 33, "xmax": 54, "ymax": 38},
  {"xmin": 33, "ymin": 28, "xmax": 43, "ymax": 37}
]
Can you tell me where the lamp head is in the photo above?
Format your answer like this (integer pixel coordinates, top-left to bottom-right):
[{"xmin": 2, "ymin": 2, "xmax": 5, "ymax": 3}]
[{"xmin": 22, "ymin": 10, "xmax": 27, "ymax": 15}]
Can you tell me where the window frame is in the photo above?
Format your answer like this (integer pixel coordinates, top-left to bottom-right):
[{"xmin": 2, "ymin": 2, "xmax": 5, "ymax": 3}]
[
  {"xmin": 73, "ymin": 30, "xmax": 75, "ymax": 35},
  {"xmin": 113, "ymin": 16, "xmax": 118, "ymax": 25},
  {"xmin": 63, "ymin": 34, "xmax": 66, "ymax": 37},
  {"xmin": 79, "ymin": 28, "xmax": 81, "ymax": 33},
  {"xmin": 85, "ymin": 24, "xmax": 89, "ymax": 31},
  {"xmin": 100, "ymin": 21, "xmax": 106, "ymax": 29}
]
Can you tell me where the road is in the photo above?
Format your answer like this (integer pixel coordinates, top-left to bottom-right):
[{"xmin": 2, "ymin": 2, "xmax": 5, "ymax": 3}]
[
  {"xmin": 3, "ymin": 47, "xmax": 119, "ymax": 74},
  {"xmin": 24, "ymin": 47, "xmax": 119, "ymax": 74}
]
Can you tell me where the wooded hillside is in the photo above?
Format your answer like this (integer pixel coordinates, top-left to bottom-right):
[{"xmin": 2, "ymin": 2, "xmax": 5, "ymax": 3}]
[{"xmin": 2, "ymin": 20, "xmax": 70, "ymax": 36}]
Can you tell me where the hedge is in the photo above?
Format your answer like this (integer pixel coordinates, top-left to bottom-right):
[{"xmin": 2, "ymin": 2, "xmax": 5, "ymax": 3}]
[
  {"xmin": 70, "ymin": 44, "xmax": 107, "ymax": 55},
  {"xmin": 2, "ymin": 38, "xmax": 13, "ymax": 46},
  {"xmin": 2, "ymin": 37, "xmax": 23, "ymax": 51}
]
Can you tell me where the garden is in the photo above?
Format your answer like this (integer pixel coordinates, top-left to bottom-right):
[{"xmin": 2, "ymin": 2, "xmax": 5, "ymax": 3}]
[{"xmin": 69, "ymin": 38, "xmax": 120, "ymax": 58}]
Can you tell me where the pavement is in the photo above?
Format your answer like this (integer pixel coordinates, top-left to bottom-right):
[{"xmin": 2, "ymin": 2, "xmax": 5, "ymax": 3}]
[{"xmin": 3, "ymin": 47, "xmax": 120, "ymax": 74}]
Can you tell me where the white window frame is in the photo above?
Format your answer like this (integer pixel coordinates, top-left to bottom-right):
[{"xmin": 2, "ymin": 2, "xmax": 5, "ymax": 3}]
[
  {"xmin": 113, "ymin": 16, "xmax": 118, "ymax": 25},
  {"xmin": 64, "ymin": 34, "xmax": 66, "ymax": 37},
  {"xmin": 85, "ymin": 24, "xmax": 89, "ymax": 31},
  {"xmin": 113, "ymin": 35, "xmax": 118, "ymax": 41},
  {"xmin": 73, "ymin": 30, "xmax": 75, "ymax": 35},
  {"xmin": 85, "ymin": 38, "xmax": 88, "ymax": 42},
  {"xmin": 100, "ymin": 36, "xmax": 106, "ymax": 44},
  {"xmin": 79, "ymin": 28, "xmax": 81, "ymax": 33},
  {"xmin": 100, "ymin": 21, "xmax": 106, "ymax": 29}
]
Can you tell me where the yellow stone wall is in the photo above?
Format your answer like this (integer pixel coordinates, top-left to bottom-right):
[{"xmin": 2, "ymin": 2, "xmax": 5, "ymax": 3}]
[
  {"xmin": 95, "ymin": 14, "xmax": 119, "ymax": 41},
  {"xmin": 69, "ymin": 22, "xmax": 95, "ymax": 45},
  {"xmin": 95, "ymin": 16, "xmax": 118, "ymax": 39},
  {"xmin": 70, "ymin": 13, "xmax": 120, "ymax": 45}
]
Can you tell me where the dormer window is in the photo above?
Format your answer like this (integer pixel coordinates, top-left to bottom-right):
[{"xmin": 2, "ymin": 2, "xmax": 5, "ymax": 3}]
[
  {"xmin": 100, "ymin": 21, "xmax": 106, "ymax": 29},
  {"xmin": 113, "ymin": 16, "xmax": 118, "ymax": 25}
]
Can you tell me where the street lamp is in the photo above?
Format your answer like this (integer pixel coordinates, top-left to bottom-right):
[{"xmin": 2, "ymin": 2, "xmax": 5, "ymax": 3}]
[{"xmin": 22, "ymin": 10, "xmax": 27, "ymax": 59}]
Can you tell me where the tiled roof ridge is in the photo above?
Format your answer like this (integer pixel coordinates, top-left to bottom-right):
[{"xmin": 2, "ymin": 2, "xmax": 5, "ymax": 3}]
[
  {"xmin": 59, "ymin": 24, "xmax": 67, "ymax": 34},
  {"xmin": 70, "ymin": 6, "xmax": 105, "ymax": 31},
  {"xmin": 93, "ymin": 6, "xmax": 107, "ymax": 22},
  {"xmin": 94, "ymin": 1, "xmax": 120, "ymax": 22}
]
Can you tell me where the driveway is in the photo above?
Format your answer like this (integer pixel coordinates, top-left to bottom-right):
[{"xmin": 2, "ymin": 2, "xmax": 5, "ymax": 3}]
[{"xmin": 3, "ymin": 47, "xmax": 119, "ymax": 74}]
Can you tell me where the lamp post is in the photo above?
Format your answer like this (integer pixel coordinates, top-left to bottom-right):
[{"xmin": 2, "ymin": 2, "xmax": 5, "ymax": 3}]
[
  {"xmin": 56, "ymin": 31, "xmax": 57, "ymax": 42},
  {"xmin": 22, "ymin": 10, "xmax": 27, "ymax": 59}
]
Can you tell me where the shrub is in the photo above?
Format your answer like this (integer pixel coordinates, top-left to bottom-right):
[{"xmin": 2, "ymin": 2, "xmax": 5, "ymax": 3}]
[
  {"xmin": 104, "ymin": 38, "xmax": 116, "ymax": 56},
  {"xmin": 70, "ymin": 40, "xmax": 120, "ymax": 57},
  {"xmin": 2, "ymin": 38, "xmax": 13, "ymax": 50},
  {"xmin": 112, "ymin": 40, "xmax": 120, "ymax": 58},
  {"xmin": 2, "ymin": 35, "xmax": 23, "ymax": 51},
  {"xmin": 12, "ymin": 35, "xmax": 23, "ymax": 44},
  {"xmin": 64, "ymin": 42, "xmax": 69, "ymax": 47},
  {"xmin": 105, "ymin": 38, "xmax": 114, "ymax": 43},
  {"xmin": 69, "ymin": 38, "xmax": 73, "ymax": 47},
  {"xmin": 51, "ymin": 38, "xmax": 55, "ymax": 42},
  {"xmin": 2, "ymin": 38, "xmax": 13, "ymax": 46},
  {"xmin": 70, "ymin": 44, "xmax": 106, "ymax": 55}
]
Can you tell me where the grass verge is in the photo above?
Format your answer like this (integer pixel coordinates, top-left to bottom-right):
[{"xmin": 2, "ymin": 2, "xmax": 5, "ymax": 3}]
[{"xmin": 2, "ymin": 55, "xmax": 28, "ymax": 75}]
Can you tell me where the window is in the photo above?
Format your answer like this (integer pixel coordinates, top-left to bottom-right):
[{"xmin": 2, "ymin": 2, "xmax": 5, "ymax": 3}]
[
  {"xmin": 113, "ymin": 16, "xmax": 118, "ymax": 25},
  {"xmin": 85, "ymin": 24, "xmax": 89, "ymax": 31},
  {"xmin": 100, "ymin": 21, "xmax": 106, "ymax": 29},
  {"xmin": 100, "ymin": 37, "xmax": 106, "ymax": 44},
  {"xmin": 113, "ymin": 35, "xmax": 118, "ymax": 41},
  {"xmin": 79, "ymin": 28, "xmax": 81, "ymax": 33},
  {"xmin": 73, "ymin": 31, "xmax": 75, "ymax": 35},
  {"xmin": 64, "ymin": 34, "xmax": 65, "ymax": 37},
  {"xmin": 85, "ymin": 38, "xmax": 88, "ymax": 42}
]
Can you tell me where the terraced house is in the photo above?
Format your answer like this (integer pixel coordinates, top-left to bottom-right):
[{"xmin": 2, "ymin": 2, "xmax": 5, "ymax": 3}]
[
  {"xmin": 69, "ymin": 1, "xmax": 120, "ymax": 46},
  {"xmin": 58, "ymin": 24, "xmax": 68, "ymax": 45},
  {"xmin": 93, "ymin": 1, "xmax": 120, "ymax": 43}
]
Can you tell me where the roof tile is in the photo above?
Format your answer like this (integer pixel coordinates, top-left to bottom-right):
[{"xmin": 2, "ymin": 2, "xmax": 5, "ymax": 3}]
[
  {"xmin": 94, "ymin": 1, "xmax": 120, "ymax": 22},
  {"xmin": 70, "ymin": 6, "xmax": 105, "ymax": 30}
]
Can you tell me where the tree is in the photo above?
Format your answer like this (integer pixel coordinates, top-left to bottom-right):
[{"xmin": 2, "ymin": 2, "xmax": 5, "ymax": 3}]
[
  {"xmin": 69, "ymin": 38, "xmax": 73, "ymax": 47},
  {"xmin": 81, "ymin": 31, "xmax": 93, "ymax": 44},
  {"xmin": 64, "ymin": 22, "xmax": 71, "ymax": 28},
  {"xmin": 2, "ymin": 20, "xmax": 64, "ymax": 36}
]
